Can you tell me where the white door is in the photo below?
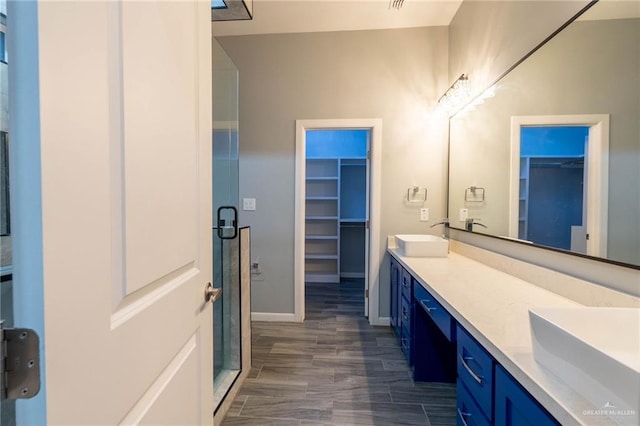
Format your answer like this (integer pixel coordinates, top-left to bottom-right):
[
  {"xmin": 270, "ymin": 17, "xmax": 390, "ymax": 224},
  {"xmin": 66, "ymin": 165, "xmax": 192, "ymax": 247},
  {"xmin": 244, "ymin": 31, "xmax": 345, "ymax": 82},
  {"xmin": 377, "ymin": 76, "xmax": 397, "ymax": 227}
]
[{"xmin": 9, "ymin": 1, "xmax": 213, "ymax": 424}]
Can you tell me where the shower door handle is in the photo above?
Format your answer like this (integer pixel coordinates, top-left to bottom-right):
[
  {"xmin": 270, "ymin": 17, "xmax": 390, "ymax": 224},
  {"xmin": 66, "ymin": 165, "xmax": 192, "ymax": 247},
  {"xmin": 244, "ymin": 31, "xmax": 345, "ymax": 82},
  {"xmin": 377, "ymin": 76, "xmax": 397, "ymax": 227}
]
[
  {"xmin": 217, "ymin": 206, "xmax": 238, "ymax": 240},
  {"xmin": 204, "ymin": 282, "xmax": 222, "ymax": 304}
]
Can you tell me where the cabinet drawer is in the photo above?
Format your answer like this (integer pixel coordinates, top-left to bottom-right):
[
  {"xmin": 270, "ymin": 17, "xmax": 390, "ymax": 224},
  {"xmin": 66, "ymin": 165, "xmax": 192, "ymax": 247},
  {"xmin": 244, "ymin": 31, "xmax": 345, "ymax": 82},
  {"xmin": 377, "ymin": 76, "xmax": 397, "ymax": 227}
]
[
  {"xmin": 457, "ymin": 325, "xmax": 494, "ymax": 422},
  {"xmin": 400, "ymin": 322, "xmax": 412, "ymax": 363},
  {"xmin": 457, "ymin": 380, "xmax": 491, "ymax": 426},
  {"xmin": 401, "ymin": 268, "xmax": 412, "ymax": 300},
  {"xmin": 495, "ymin": 365, "xmax": 559, "ymax": 426},
  {"xmin": 401, "ymin": 295, "xmax": 412, "ymax": 334},
  {"xmin": 414, "ymin": 282, "xmax": 455, "ymax": 341}
]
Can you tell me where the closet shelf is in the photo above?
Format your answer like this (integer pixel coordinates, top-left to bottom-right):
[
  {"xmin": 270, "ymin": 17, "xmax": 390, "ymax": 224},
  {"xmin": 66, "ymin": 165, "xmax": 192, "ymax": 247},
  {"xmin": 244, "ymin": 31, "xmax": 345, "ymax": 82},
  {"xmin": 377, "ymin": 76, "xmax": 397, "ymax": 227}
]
[
  {"xmin": 306, "ymin": 196, "xmax": 338, "ymax": 201},
  {"xmin": 306, "ymin": 216, "xmax": 339, "ymax": 220},
  {"xmin": 305, "ymin": 254, "xmax": 339, "ymax": 260},
  {"xmin": 305, "ymin": 235, "xmax": 339, "ymax": 240},
  {"xmin": 306, "ymin": 176, "xmax": 338, "ymax": 181}
]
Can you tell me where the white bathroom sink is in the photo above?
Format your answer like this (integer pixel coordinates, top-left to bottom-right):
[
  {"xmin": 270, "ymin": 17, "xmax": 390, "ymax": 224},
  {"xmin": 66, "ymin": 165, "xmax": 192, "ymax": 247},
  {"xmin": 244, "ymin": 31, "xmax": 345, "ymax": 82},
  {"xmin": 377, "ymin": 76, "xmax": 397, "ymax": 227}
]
[
  {"xmin": 395, "ymin": 234, "xmax": 448, "ymax": 257},
  {"xmin": 529, "ymin": 307, "xmax": 640, "ymax": 418}
]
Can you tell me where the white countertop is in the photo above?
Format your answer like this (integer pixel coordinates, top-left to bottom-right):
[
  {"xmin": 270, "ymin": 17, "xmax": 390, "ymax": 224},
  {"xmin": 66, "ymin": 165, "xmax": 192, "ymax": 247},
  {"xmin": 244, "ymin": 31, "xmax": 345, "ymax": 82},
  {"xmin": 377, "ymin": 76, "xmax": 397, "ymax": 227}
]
[{"xmin": 388, "ymin": 247, "xmax": 636, "ymax": 426}]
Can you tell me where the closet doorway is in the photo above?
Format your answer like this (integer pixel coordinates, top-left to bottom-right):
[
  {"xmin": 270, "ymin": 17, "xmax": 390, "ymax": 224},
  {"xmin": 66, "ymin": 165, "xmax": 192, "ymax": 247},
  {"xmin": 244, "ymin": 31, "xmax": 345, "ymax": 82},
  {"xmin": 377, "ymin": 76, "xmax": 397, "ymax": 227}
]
[
  {"xmin": 294, "ymin": 119, "xmax": 382, "ymax": 325},
  {"xmin": 509, "ymin": 114, "xmax": 609, "ymax": 257}
]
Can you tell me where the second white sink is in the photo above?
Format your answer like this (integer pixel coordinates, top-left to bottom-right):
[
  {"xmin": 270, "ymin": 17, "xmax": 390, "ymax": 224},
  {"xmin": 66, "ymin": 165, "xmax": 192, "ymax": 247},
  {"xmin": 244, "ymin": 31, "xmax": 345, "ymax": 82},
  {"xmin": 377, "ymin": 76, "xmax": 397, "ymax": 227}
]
[
  {"xmin": 530, "ymin": 307, "xmax": 640, "ymax": 422},
  {"xmin": 395, "ymin": 234, "xmax": 448, "ymax": 257}
]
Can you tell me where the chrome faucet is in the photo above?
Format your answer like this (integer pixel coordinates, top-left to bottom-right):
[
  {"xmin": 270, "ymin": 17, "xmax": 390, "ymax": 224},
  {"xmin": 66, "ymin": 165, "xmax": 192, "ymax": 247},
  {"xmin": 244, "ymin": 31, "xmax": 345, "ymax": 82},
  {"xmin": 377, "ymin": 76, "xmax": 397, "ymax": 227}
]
[
  {"xmin": 430, "ymin": 219, "xmax": 449, "ymax": 228},
  {"xmin": 465, "ymin": 218, "xmax": 487, "ymax": 232},
  {"xmin": 430, "ymin": 219, "xmax": 450, "ymax": 239}
]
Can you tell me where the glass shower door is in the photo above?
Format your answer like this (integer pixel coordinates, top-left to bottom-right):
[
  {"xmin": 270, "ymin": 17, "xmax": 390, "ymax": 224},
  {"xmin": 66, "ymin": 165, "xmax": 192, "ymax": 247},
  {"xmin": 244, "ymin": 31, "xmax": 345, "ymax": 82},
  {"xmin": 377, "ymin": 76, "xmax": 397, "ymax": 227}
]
[{"xmin": 212, "ymin": 38, "xmax": 241, "ymax": 406}]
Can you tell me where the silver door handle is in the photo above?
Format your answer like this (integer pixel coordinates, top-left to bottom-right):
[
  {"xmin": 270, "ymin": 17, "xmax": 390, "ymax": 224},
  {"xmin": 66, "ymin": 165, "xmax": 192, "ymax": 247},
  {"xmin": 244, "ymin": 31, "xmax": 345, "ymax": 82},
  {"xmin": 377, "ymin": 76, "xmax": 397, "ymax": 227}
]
[{"xmin": 204, "ymin": 282, "xmax": 222, "ymax": 303}]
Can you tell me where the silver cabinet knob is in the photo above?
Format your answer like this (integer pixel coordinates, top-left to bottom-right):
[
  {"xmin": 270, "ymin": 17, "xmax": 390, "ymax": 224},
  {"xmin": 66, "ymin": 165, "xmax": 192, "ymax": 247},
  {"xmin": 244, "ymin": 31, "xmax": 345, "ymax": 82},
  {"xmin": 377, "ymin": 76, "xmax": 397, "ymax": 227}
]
[{"xmin": 204, "ymin": 282, "xmax": 222, "ymax": 303}]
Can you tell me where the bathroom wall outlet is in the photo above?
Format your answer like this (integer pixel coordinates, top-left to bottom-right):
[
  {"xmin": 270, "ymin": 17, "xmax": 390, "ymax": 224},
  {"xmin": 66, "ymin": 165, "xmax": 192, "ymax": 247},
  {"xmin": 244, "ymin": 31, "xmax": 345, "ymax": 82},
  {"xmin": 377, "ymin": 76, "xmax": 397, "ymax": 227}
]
[
  {"xmin": 420, "ymin": 208, "xmax": 429, "ymax": 222},
  {"xmin": 459, "ymin": 208, "xmax": 469, "ymax": 221},
  {"xmin": 250, "ymin": 259, "xmax": 264, "ymax": 281},
  {"xmin": 243, "ymin": 198, "xmax": 256, "ymax": 211}
]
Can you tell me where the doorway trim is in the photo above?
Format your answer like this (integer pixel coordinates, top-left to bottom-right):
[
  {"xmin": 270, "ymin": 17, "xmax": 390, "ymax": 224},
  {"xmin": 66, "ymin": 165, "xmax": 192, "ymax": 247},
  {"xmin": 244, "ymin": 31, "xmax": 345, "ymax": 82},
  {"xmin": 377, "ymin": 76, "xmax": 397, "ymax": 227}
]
[
  {"xmin": 294, "ymin": 119, "xmax": 382, "ymax": 325},
  {"xmin": 509, "ymin": 114, "xmax": 609, "ymax": 257}
]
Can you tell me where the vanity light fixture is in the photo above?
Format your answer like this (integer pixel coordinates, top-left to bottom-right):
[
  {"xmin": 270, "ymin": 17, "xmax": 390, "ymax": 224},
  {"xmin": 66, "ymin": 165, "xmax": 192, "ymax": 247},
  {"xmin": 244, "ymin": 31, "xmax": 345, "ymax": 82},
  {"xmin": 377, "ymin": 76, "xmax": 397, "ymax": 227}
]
[{"xmin": 437, "ymin": 74, "xmax": 471, "ymax": 115}]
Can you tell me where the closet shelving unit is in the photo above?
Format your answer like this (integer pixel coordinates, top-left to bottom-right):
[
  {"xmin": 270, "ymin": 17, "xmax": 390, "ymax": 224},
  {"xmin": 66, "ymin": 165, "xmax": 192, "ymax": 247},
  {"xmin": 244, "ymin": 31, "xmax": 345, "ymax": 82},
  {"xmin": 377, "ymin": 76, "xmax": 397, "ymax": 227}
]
[
  {"xmin": 518, "ymin": 157, "xmax": 530, "ymax": 240},
  {"xmin": 305, "ymin": 159, "xmax": 340, "ymax": 282},
  {"xmin": 305, "ymin": 158, "xmax": 366, "ymax": 283}
]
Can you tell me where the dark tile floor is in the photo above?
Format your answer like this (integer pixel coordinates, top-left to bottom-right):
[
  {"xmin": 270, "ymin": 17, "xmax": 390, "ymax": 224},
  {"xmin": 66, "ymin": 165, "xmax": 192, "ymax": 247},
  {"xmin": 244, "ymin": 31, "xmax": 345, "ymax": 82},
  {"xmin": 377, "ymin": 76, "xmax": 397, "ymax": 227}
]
[{"xmin": 221, "ymin": 279, "xmax": 456, "ymax": 425}]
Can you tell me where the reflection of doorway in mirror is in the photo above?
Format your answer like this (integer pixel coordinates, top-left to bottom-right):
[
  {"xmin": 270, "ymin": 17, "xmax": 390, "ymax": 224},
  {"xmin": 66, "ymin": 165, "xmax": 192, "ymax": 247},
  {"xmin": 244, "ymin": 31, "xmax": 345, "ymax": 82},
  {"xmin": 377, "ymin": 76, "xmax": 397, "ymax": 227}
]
[
  {"xmin": 519, "ymin": 126, "xmax": 588, "ymax": 252},
  {"xmin": 509, "ymin": 115, "xmax": 609, "ymax": 258}
]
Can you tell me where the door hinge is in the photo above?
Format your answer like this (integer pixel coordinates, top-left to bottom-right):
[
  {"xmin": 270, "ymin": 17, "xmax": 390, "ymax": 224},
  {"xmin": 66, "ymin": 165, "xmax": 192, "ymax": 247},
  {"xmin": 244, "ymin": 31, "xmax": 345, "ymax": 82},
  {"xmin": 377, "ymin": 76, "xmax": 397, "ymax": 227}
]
[
  {"xmin": 1, "ymin": 322, "xmax": 41, "ymax": 401},
  {"xmin": 365, "ymin": 220, "xmax": 370, "ymax": 229},
  {"xmin": 365, "ymin": 289, "xmax": 369, "ymax": 298},
  {"xmin": 367, "ymin": 151, "xmax": 371, "ymax": 160}
]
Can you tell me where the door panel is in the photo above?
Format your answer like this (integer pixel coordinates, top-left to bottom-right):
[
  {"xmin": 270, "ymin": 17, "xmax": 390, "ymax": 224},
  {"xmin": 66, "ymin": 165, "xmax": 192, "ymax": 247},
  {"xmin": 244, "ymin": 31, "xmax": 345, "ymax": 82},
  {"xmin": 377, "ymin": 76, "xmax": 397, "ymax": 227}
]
[
  {"xmin": 10, "ymin": 0, "xmax": 212, "ymax": 424},
  {"xmin": 121, "ymin": 1, "xmax": 199, "ymax": 294}
]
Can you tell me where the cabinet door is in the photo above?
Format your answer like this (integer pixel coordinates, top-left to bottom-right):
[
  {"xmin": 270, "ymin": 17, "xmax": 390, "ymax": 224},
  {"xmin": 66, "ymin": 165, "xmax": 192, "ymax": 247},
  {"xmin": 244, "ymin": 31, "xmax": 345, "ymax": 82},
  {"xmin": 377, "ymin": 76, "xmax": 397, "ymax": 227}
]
[
  {"xmin": 457, "ymin": 326, "xmax": 495, "ymax": 422},
  {"xmin": 495, "ymin": 365, "xmax": 559, "ymax": 426},
  {"xmin": 390, "ymin": 257, "xmax": 399, "ymax": 331},
  {"xmin": 457, "ymin": 380, "xmax": 491, "ymax": 426}
]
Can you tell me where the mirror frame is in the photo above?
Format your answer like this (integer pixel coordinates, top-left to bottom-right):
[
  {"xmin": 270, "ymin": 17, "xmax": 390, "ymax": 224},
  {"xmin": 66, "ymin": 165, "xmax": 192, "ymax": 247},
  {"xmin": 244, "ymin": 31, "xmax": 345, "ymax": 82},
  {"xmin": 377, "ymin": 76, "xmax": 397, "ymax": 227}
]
[{"xmin": 446, "ymin": 0, "xmax": 640, "ymax": 271}]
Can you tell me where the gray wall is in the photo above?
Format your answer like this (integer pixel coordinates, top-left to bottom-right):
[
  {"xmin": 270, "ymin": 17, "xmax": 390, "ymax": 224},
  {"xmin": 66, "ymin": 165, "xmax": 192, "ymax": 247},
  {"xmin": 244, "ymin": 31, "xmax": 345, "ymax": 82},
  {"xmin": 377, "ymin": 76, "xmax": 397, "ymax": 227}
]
[
  {"xmin": 448, "ymin": 0, "xmax": 589, "ymax": 96},
  {"xmin": 218, "ymin": 26, "xmax": 449, "ymax": 316}
]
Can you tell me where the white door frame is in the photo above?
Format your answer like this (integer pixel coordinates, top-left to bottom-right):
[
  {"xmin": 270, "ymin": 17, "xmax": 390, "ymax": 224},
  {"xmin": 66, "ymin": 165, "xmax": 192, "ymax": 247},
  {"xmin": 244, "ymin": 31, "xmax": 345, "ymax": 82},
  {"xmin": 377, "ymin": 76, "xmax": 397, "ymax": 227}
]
[
  {"xmin": 509, "ymin": 114, "xmax": 609, "ymax": 257},
  {"xmin": 294, "ymin": 119, "xmax": 382, "ymax": 325}
]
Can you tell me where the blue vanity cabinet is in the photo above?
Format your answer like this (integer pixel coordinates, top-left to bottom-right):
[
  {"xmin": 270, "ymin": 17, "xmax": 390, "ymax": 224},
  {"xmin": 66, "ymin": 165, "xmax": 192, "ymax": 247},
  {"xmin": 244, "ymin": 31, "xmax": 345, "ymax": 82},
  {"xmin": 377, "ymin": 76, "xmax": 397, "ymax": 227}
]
[
  {"xmin": 494, "ymin": 365, "xmax": 559, "ymax": 426},
  {"xmin": 390, "ymin": 256, "xmax": 400, "ymax": 337},
  {"xmin": 456, "ymin": 324, "xmax": 560, "ymax": 426},
  {"xmin": 412, "ymin": 280, "xmax": 456, "ymax": 383},
  {"xmin": 400, "ymin": 267, "xmax": 414, "ymax": 365}
]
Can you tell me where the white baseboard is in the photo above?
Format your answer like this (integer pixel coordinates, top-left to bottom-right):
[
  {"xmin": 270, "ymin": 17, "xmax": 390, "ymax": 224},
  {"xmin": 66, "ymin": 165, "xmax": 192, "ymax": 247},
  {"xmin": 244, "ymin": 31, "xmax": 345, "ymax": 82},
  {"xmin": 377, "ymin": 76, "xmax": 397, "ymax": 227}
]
[
  {"xmin": 340, "ymin": 272, "xmax": 365, "ymax": 279},
  {"xmin": 370, "ymin": 316, "xmax": 390, "ymax": 326},
  {"xmin": 251, "ymin": 312, "xmax": 300, "ymax": 322}
]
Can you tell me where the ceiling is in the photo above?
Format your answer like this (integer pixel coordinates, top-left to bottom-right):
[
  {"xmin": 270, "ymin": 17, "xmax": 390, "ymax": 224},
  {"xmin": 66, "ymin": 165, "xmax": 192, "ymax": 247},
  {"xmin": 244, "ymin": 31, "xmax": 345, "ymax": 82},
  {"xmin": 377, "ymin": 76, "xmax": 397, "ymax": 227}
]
[{"xmin": 211, "ymin": 0, "xmax": 464, "ymax": 36}]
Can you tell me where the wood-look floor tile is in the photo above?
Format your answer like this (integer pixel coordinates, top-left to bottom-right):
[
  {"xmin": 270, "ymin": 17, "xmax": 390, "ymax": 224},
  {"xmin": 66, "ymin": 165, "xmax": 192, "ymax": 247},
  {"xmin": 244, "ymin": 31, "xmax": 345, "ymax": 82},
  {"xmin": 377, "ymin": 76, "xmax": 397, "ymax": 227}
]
[
  {"xmin": 270, "ymin": 342, "xmax": 338, "ymax": 356},
  {"xmin": 239, "ymin": 396, "xmax": 332, "ymax": 422},
  {"xmin": 252, "ymin": 353, "xmax": 314, "ymax": 368},
  {"xmin": 376, "ymin": 336, "xmax": 400, "ymax": 347},
  {"xmin": 221, "ymin": 416, "xmax": 300, "ymax": 426},
  {"xmin": 238, "ymin": 378, "xmax": 308, "ymax": 399},
  {"xmin": 335, "ymin": 345, "xmax": 405, "ymax": 360},
  {"xmin": 333, "ymin": 369, "xmax": 414, "ymax": 387},
  {"xmin": 389, "ymin": 382, "xmax": 456, "ymax": 405},
  {"xmin": 382, "ymin": 359, "xmax": 412, "ymax": 372},
  {"xmin": 306, "ymin": 380, "xmax": 391, "ymax": 403},
  {"xmin": 224, "ymin": 395, "xmax": 247, "ymax": 417},
  {"xmin": 257, "ymin": 366, "xmax": 334, "ymax": 385},
  {"xmin": 247, "ymin": 367, "xmax": 261, "ymax": 379},
  {"xmin": 316, "ymin": 335, "xmax": 379, "ymax": 346},
  {"xmin": 312, "ymin": 356, "xmax": 385, "ymax": 371},
  {"xmin": 332, "ymin": 401, "xmax": 429, "ymax": 425}
]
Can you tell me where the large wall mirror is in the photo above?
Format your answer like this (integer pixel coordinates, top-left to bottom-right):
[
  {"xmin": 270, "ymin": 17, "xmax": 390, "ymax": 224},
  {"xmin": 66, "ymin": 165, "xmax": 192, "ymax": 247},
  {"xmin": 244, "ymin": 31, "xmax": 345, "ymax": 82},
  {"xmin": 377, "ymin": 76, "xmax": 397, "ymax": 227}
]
[{"xmin": 448, "ymin": 0, "xmax": 639, "ymax": 268}]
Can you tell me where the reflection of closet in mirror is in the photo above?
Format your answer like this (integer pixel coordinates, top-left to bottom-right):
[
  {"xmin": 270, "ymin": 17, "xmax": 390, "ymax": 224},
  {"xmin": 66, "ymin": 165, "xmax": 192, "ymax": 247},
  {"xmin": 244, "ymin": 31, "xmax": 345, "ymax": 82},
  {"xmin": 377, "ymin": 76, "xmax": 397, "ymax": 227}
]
[
  {"xmin": 517, "ymin": 126, "xmax": 587, "ymax": 251},
  {"xmin": 509, "ymin": 115, "xmax": 609, "ymax": 258}
]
